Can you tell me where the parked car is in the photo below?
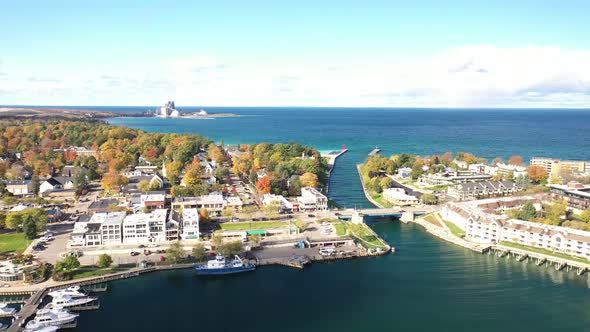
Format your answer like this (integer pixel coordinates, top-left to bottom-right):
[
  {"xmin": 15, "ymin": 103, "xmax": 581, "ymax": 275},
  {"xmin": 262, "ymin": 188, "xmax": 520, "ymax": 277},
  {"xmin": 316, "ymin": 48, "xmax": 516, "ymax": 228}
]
[
  {"xmin": 308, "ymin": 214, "xmax": 315, "ymax": 218},
  {"xmin": 130, "ymin": 251, "xmax": 140, "ymax": 256},
  {"xmin": 147, "ymin": 243, "xmax": 158, "ymax": 248},
  {"xmin": 138, "ymin": 244, "xmax": 146, "ymax": 249}
]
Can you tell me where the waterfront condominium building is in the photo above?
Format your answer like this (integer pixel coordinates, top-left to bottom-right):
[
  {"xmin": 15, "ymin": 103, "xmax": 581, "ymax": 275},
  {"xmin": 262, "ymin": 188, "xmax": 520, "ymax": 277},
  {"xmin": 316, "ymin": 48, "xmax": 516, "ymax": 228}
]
[
  {"xmin": 180, "ymin": 208, "xmax": 200, "ymax": 240},
  {"xmin": 69, "ymin": 212, "xmax": 126, "ymax": 247},
  {"xmin": 530, "ymin": 157, "xmax": 590, "ymax": 178},
  {"xmin": 123, "ymin": 209, "xmax": 168, "ymax": 244},
  {"xmin": 447, "ymin": 181, "xmax": 522, "ymax": 201},
  {"xmin": 442, "ymin": 198, "xmax": 590, "ymax": 260}
]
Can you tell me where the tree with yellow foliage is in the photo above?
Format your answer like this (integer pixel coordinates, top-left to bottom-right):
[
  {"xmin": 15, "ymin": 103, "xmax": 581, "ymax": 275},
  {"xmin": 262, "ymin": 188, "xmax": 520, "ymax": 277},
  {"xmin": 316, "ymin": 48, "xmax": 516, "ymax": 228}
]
[{"xmin": 300, "ymin": 172, "xmax": 319, "ymax": 188}]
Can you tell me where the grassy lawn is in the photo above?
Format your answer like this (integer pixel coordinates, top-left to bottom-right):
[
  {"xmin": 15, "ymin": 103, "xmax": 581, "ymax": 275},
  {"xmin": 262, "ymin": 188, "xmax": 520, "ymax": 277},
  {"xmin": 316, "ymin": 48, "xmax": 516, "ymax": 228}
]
[
  {"xmin": 348, "ymin": 223, "xmax": 387, "ymax": 249},
  {"xmin": 0, "ymin": 233, "xmax": 31, "ymax": 254},
  {"xmin": 500, "ymin": 241, "xmax": 590, "ymax": 264},
  {"xmin": 369, "ymin": 192, "xmax": 392, "ymax": 208},
  {"xmin": 71, "ymin": 265, "xmax": 134, "ymax": 279},
  {"xmin": 333, "ymin": 222, "xmax": 348, "ymax": 236},
  {"xmin": 437, "ymin": 214, "xmax": 465, "ymax": 238},
  {"xmin": 422, "ymin": 214, "xmax": 442, "ymax": 227},
  {"xmin": 219, "ymin": 221, "xmax": 287, "ymax": 231}
]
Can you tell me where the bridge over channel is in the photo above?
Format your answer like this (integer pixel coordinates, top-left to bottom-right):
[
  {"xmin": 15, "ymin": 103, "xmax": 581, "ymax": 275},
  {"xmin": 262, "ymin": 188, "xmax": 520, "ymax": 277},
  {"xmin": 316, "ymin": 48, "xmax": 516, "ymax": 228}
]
[{"xmin": 339, "ymin": 206, "xmax": 435, "ymax": 223}]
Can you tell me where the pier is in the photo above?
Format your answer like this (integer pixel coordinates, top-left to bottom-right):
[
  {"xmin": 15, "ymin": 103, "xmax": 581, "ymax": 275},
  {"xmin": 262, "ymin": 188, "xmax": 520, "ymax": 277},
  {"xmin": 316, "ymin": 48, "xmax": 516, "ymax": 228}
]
[{"xmin": 490, "ymin": 245, "xmax": 590, "ymax": 276}]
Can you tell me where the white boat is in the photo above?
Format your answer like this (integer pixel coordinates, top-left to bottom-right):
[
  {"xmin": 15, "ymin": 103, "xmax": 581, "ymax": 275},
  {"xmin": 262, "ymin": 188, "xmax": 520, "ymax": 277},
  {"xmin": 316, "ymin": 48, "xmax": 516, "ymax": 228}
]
[
  {"xmin": 24, "ymin": 326, "xmax": 60, "ymax": 332},
  {"xmin": 48, "ymin": 286, "xmax": 87, "ymax": 299},
  {"xmin": 0, "ymin": 303, "xmax": 16, "ymax": 315},
  {"xmin": 25, "ymin": 308, "xmax": 78, "ymax": 329},
  {"xmin": 45, "ymin": 295, "xmax": 97, "ymax": 309}
]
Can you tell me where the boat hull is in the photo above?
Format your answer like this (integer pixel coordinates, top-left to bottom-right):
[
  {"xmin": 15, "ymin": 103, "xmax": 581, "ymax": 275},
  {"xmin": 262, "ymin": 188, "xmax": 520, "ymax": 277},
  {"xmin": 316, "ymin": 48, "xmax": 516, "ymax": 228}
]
[{"xmin": 193, "ymin": 264, "xmax": 256, "ymax": 275}]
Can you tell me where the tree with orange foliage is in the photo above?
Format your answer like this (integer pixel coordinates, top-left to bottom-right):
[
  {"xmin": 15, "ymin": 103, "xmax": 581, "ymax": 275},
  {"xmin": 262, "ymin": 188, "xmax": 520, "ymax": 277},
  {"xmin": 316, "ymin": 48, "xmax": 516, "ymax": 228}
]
[
  {"xmin": 440, "ymin": 152, "xmax": 453, "ymax": 164},
  {"xmin": 256, "ymin": 176, "xmax": 272, "ymax": 194},
  {"xmin": 527, "ymin": 165, "xmax": 548, "ymax": 183},
  {"xmin": 508, "ymin": 155, "xmax": 524, "ymax": 166}
]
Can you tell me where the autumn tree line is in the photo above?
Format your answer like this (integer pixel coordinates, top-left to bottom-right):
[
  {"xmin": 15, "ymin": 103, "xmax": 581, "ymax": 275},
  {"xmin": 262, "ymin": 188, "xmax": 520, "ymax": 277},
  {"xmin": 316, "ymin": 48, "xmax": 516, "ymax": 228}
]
[
  {"xmin": 0, "ymin": 119, "xmax": 215, "ymax": 194},
  {"xmin": 230, "ymin": 142, "xmax": 329, "ymax": 197},
  {"xmin": 361, "ymin": 151, "xmax": 561, "ymax": 193}
]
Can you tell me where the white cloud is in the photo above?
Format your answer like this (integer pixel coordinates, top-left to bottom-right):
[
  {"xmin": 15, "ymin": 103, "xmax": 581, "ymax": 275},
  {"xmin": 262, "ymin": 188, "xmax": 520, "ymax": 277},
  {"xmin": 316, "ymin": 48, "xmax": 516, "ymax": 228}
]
[{"xmin": 2, "ymin": 45, "xmax": 590, "ymax": 107}]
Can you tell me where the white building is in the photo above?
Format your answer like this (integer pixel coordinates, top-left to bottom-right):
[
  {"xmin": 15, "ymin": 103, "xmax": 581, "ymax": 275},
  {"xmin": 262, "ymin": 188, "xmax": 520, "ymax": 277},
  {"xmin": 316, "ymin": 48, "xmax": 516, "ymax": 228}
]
[
  {"xmin": 39, "ymin": 177, "xmax": 74, "ymax": 194},
  {"xmin": 123, "ymin": 209, "xmax": 168, "ymax": 244},
  {"xmin": 70, "ymin": 212, "xmax": 126, "ymax": 247},
  {"xmin": 263, "ymin": 194, "xmax": 293, "ymax": 211},
  {"xmin": 442, "ymin": 198, "xmax": 590, "ymax": 260},
  {"xmin": 171, "ymin": 193, "xmax": 232, "ymax": 215},
  {"xmin": 296, "ymin": 187, "xmax": 328, "ymax": 211},
  {"xmin": 382, "ymin": 188, "xmax": 419, "ymax": 206},
  {"xmin": 5, "ymin": 180, "xmax": 33, "ymax": 196},
  {"xmin": 181, "ymin": 208, "xmax": 200, "ymax": 240}
]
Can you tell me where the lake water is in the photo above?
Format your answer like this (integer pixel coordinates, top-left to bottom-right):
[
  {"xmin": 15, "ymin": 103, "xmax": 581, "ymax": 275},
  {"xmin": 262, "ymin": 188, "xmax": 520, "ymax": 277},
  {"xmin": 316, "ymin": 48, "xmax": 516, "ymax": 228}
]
[{"xmin": 61, "ymin": 107, "xmax": 590, "ymax": 331}]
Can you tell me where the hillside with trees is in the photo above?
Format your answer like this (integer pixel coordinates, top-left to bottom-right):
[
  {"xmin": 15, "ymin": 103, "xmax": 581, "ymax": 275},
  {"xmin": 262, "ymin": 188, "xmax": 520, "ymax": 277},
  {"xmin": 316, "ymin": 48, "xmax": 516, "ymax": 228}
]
[{"xmin": 231, "ymin": 142, "xmax": 329, "ymax": 196}]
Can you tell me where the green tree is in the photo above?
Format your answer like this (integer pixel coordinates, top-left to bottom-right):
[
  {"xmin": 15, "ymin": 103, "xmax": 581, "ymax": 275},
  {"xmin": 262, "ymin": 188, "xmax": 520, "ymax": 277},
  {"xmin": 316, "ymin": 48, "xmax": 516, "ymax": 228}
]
[
  {"xmin": 544, "ymin": 200, "xmax": 567, "ymax": 225},
  {"xmin": 167, "ymin": 241, "xmax": 185, "ymax": 263},
  {"xmin": 294, "ymin": 220, "xmax": 309, "ymax": 233},
  {"xmin": 137, "ymin": 180, "xmax": 150, "ymax": 192},
  {"xmin": 519, "ymin": 202, "xmax": 537, "ymax": 221},
  {"xmin": 63, "ymin": 255, "xmax": 80, "ymax": 271},
  {"xmin": 249, "ymin": 234, "xmax": 262, "ymax": 248},
  {"xmin": 73, "ymin": 170, "xmax": 88, "ymax": 196},
  {"xmin": 380, "ymin": 177, "xmax": 393, "ymax": 189},
  {"xmin": 221, "ymin": 207, "xmax": 235, "ymax": 219},
  {"xmin": 220, "ymin": 240, "xmax": 244, "ymax": 257},
  {"xmin": 192, "ymin": 243, "xmax": 207, "ymax": 262},
  {"xmin": 263, "ymin": 201, "xmax": 281, "ymax": 219},
  {"xmin": 0, "ymin": 212, "xmax": 5, "ymax": 229},
  {"xmin": 22, "ymin": 215, "xmax": 38, "ymax": 240},
  {"xmin": 211, "ymin": 233, "xmax": 224, "ymax": 249},
  {"xmin": 579, "ymin": 209, "xmax": 590, "ymax": 223},
  {"xmin": 420, "ymin": 193, "xmax": 438, "ymax": 205},
  {"xmin": 411, "ymin": 164, "xmax": 424, "ymax": 180},
  {"xmin": 97, "ymin": 254, "xmax": 113, "ymax": 268}
]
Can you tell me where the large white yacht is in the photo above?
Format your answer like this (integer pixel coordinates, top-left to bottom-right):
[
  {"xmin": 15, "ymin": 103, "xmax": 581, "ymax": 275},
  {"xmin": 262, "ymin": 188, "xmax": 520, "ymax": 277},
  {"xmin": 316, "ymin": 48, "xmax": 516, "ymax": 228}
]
[
  {"xmin": 25, "ymin": 308, "xmax": 78, "ymax": 329},
  {"xmin": 48, "ymin": 285, "xmax": 88, "ymax": 299},
  {"xmin": 45, "ymin": 295, "xmax": 97, "ymax": 309},
  {"xmin": 0, "ymin": 303, "xmax": 16, "ymax": 315},
  {"xmin": 24, "ymin": 326, "xmax": 60, "ymax": 332}
]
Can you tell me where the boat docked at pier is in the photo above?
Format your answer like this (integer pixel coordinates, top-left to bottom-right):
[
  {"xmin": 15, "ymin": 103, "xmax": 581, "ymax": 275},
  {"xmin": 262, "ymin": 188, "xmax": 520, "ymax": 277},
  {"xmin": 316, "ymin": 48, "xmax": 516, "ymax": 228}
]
[
  {"xmin": 24, "ymin": 326, "xmax": 60, "ymax": 332},
  {"xmin": 48, "ymin": 285, "xmax": 88, "ymax": 299},
  {"xmin": 45, "ymin": 295, "xmax": 97, "ymax": 309},
  {"xmin": 25, "ymin": 308, "xmax": 78, "ymax": 329},
  {"xmin": 194, "ymin": 254, "xmax": 255, "ymax": 275},
  {"xmin": 0, "ymin": 303, "xmax": 16, "ymax": 316}
]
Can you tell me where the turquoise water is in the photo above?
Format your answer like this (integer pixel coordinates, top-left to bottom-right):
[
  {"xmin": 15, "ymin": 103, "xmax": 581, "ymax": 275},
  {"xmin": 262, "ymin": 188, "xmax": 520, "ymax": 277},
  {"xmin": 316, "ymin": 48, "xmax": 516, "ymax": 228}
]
[{"xmin": 72, "ymin": 108, "xmax": 590, "ymax": 331}]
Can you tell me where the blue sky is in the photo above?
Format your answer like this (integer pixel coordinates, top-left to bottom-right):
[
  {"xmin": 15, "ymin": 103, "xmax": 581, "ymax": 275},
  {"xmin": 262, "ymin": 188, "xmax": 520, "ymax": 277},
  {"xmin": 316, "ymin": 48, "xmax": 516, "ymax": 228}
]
[{"xmin": 2, "ymin": 0, "xmax": 590, "ymax": 107}]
